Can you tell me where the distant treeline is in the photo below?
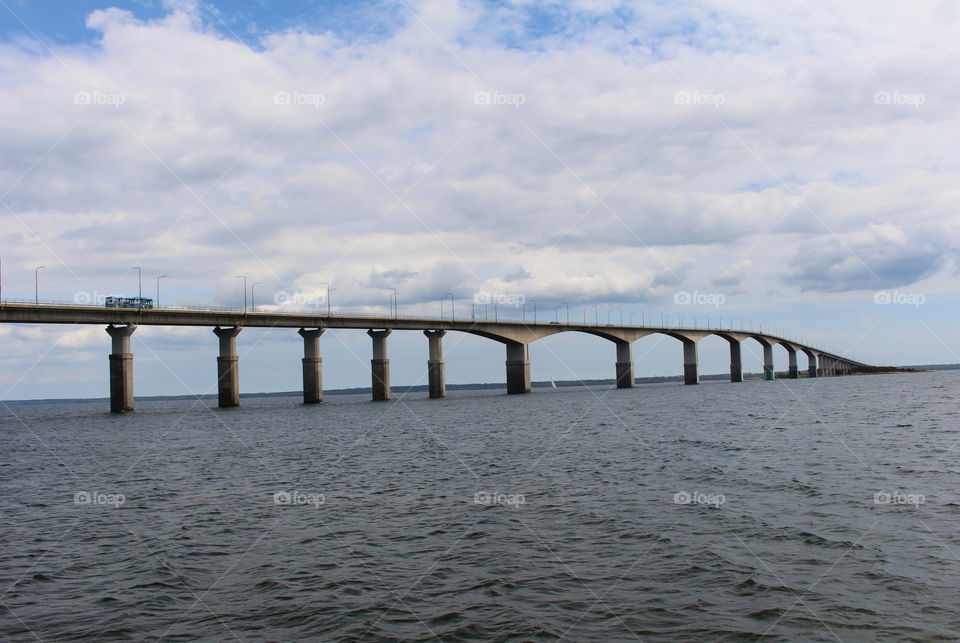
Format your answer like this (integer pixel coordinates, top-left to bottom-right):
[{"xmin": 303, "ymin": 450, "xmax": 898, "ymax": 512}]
[{"xmin": 3, "ymin": 364, "xmax": 948, "ymax": 405}]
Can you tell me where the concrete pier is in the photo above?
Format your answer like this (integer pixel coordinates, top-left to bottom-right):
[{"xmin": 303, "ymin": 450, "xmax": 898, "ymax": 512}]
[
  {"xmin": 763, "ymin": 344, "xmax": 775, "ymax": 380},
  {"xmin": 683, "ymin": 340, "xmax": 699, "ymax": 385},
  {"xmin": 506, "ymin": 343, "xmax": 531, "ymax": 394},
  {"xmin": 805, "ymin": 351, "xmax": 817, "ymax": 378},
  {"xmin": 786, "ymin": 347, "xmax": 799, "ymax": 379},
  {"xmin": 729, "ymin": 340, "xmax": 743, "ymax": 383},
  {"xmin": 106, "ymin": 324, "xmax": 136, "ymax": 413},
  {"xmin": 299, "ymin": 328, "xmax": 324, "ymax": 404},
  {"xmin": 615, "ymin": 341, "xmax": 634, "ymax": 388},
  {"xmin": 213, "ymin": 326, "xmax": 241, "ymax": 407},
  {"xmin": 368, "ymin": 329, "xmax": 391, "ymax": 400},
  {"xmin": 424, "ymin": 330, "xmax": 446, "ymax": 398}
]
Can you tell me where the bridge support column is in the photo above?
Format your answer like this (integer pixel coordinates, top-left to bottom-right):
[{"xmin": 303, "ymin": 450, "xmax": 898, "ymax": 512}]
[
  {"xmin": 106, "ymin": 324, "xmax": 136, "ymax": 413},
  {"xmin": 299, "ymin": 328, "xmax": 324, "ymax": 404},
  {"xmin": 729, "ymin": 340, "xmax": 743, "ymax": 383},
  {"xmin": 213, "ymin": 326, "xmax": 241, "ymax": 407},
  {"xmin": 506, "ymin": 343, "xmax": 531, "ymax": 394},
  {"xmin": 424, "ymin": 330, "xmax": 446, "ymax": 398},
  {"xmin": 368, "ymin": 329, "xmax": 391, "ymax": 401},
  {"xmin": 763, "ymin": 344, "xmax": 775, "ymax": 380},
  {"xmin": 787, "ymin": 348, "xmax": 799, "ymax": 379},
  {"xmin": 683, "ymin": 340, "xmax": 699, "ymax": 385},
  {"xmin": 615, "ymin": 341, "xmax": 634, "ymax": 388},
  {"xmin": 807, "ymin": 354, "xmax": 818, "ymax": 378}
]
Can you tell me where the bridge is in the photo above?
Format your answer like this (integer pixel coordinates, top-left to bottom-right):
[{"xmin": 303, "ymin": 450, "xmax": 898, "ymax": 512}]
[{"xmin": 0, "ymin": 303, "xmax": 870, "ymax": 412}]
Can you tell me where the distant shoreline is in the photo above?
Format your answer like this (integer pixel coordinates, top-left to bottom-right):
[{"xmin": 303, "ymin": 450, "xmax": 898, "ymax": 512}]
[{"xmin": 1, "ymin": 364, "xmax": 952, "ymax": 405}]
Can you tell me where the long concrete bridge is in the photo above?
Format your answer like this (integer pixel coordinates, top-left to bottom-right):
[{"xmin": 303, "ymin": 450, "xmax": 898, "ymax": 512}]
[{"xmin": 0, "ymin": 303, "xmax": 870, "ymax": 412}]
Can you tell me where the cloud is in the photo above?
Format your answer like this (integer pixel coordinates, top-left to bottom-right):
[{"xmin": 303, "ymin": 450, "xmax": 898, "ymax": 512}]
[
  {"xmin": 1, "ymin": 0, "xmax": 958, "ymax": 320},
  {"xmin": 783, "ymin": 223, "xmax": 954, "ymax": 292}
]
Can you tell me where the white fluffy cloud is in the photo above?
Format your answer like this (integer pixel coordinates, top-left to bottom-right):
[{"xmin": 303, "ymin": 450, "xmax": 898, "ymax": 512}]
[{"xmin": 2, "ymin": 0, "xmax": 958, "ymax": 314}]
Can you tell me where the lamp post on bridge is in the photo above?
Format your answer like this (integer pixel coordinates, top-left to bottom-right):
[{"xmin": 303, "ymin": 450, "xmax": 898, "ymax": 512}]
[
  {"xmin": 130, "ymin": 267, "xmax": 142, "ymax": 309},
  {"xmin": 156, "ymin": 275, "xmax": 166, "ymax": 308},
  {"xmin": 251, "ymin": 282, "xmax": 262, "ymax": 312},
  {"xmin": 608, "ymin": 308, "xmax": 622, "ymax": 326},
  {"xmin": 34, "ymin": 265, "xmax": 46, "ymax": 304},
  {"xmin": 522, "ymin": 300, "xmax": 536, "ymax": 323},
  {"xmin": 582, "ymin": 305, "xmax": 598, "ymax": 326},
  {"xmin": 235, "ymin": 275, "xmax": 247, "ymax": 312},
  {"xmin": 630, "ymin": 310, "xmax": 644, "ymax": 326},
  {"xmin": 555, "ymin": 303, "xmax": 569, "ymax": 324},
  {"xmin": 388, "ymin": 288, "xmax": 398, "ymax": 319},
  {"xmin": 441, "ymin": 293, "xmax": 454, "ymax": 321},
  {"xmin": 317, "ymin": 282, "xmax": 332, "ymax": 316}
]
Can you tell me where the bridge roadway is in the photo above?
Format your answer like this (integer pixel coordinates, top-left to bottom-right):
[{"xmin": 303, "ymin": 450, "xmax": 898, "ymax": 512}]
[{"xmin": 0, "ymin": 303, "xmax": 869, "ymax": 412}]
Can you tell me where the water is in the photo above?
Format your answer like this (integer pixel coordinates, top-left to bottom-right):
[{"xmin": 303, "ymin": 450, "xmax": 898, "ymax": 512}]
[{"xmin": 2, "ymin": 371, "xmax": 960, "ymax": 641}]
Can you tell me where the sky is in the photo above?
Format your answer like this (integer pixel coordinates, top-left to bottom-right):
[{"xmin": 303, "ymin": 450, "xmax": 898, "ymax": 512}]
[{"xmin": 0, "ymin": 0, "xmax": 958, "ymax": 400}]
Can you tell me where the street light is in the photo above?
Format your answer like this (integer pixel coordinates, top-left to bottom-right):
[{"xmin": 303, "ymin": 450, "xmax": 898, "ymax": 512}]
[
  {"xmin": 388, "ymin": 288, "xmax": 398, "ymax": 319},
  {"xmin": 583, "ymin": 305, "xmax": 598, "ymax": 325},
  {"xmin": 235, "ymin": 275, "xmax": 247, "ymax": 312},
  {"xmin": 608, "ymin": 308, "xmax": 622, "ymax": 326},
  {"xmin": 441, "ymin": 293, "xmax": 454, "ymax": 321},
  {"xmin": 522, "ymin": 300, "xmax": 536, "ymax": 323},
  {"xmin": 630, "ymin": 310, "xmax": 644, "ymax": 326},
  {"xmin": 34, "ymin": 265, "xmax": 46, "ymax": 304},
  {"xmin": 130, "ymin": 267, "xmax": 142, "ymax": 307},
  {"xmin": 317, "ymin": 282, "xmax": 332, "ymax": 316},
  {"xmin": 156, "ymin": 275, "xmax": 167, "ymax": 308},
  {"xmin": 555, "ymin": 303, "xmax": 569, "ymax": 324},
  {"xmin": 251, "ymin": 282, "xmax": 262, "ymax": 312}
]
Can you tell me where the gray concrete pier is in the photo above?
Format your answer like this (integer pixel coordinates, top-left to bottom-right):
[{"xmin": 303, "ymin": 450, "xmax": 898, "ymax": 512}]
[
  {"xmin": 106, "ymin": 324, "xmax": 136, "ymax": 413},
  {"xmin": 299, "ymin": 327, "xmax": 324, "ymax": 404},
  {"xmin": 615, "ymin": 341, "xmax": 634, "ymax": 388},
  {"xmin": 728, "ymin": 340, "xmax": 743, "ymax": 383},
  {"xmin": 368, "ymin": 329, "xmax": 391, "ymax": 400},
  {"xmin": 763, "ymin": 343, "xmax": 775, "ymax": 380},
  {"xmin": 682, "ymin": 340, "xmax": 699, "ymax": 385},
  {"xmin": 213, "ymin": 326, "xmax": 241, "ymax": 407},
  {"xmin": 786, "ymin": 346, "xmax": 799, "ymax": 379},
  {"xmin": 805, "ymin": 350, "xmax": 818, "ymax": 378},
  {"xmin": 424, "ymin": 330, "xmax": 446, "ymax": 398},
  {"xmin": 506, "ymin": 343, "xmax": 531, "ymax": 394}
]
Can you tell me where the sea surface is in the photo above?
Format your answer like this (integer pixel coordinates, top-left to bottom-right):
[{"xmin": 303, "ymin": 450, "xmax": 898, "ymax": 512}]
[{"xmin": 2, "ymin": 371, "xmax": 959, "ymax": 642}]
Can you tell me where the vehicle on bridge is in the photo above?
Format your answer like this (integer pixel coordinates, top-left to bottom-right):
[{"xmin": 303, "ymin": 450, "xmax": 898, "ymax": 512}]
[{"xmin": 104, "ymin": 296, "xmax": 153, "ymax": 309}]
